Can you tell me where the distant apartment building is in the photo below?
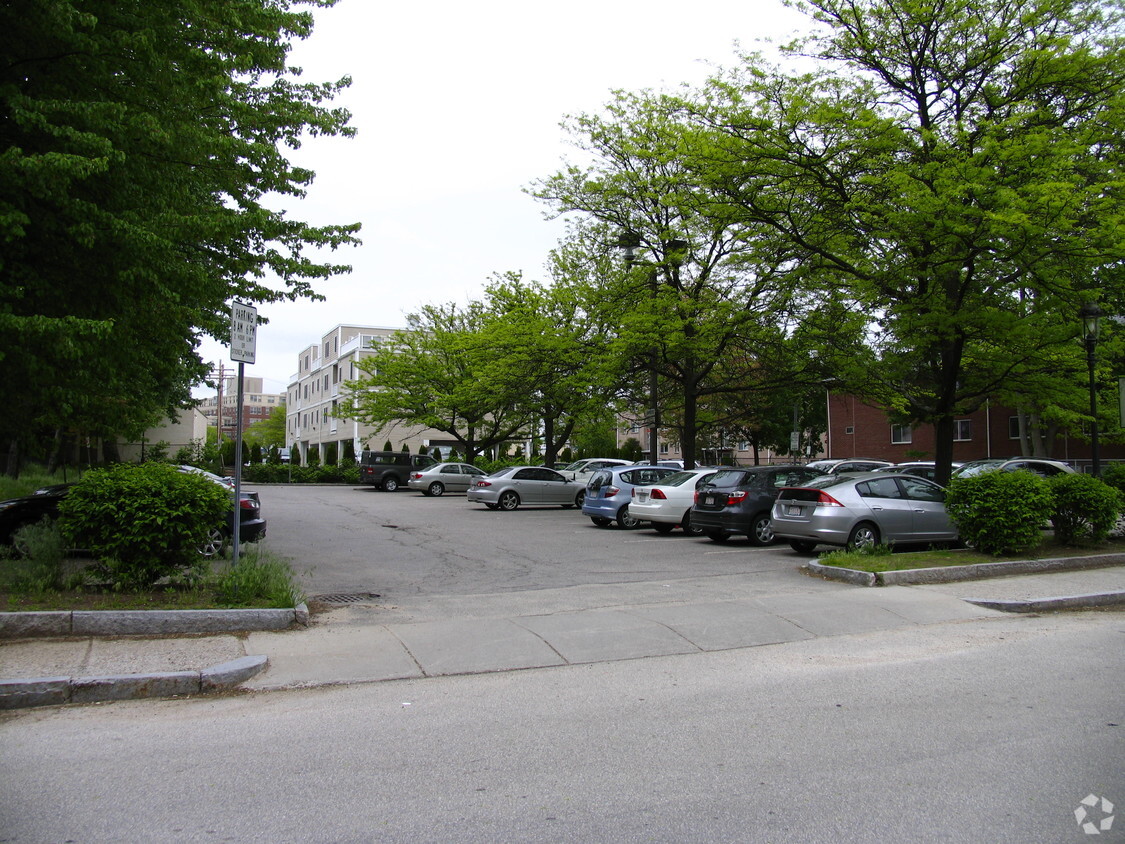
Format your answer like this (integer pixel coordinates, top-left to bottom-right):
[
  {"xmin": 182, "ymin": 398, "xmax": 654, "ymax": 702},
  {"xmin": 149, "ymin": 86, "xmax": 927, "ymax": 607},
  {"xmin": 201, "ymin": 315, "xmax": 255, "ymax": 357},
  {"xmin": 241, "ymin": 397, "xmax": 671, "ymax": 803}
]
[
  {"xmin": 197, "ymin": 375, "xmax": 283, "ymax": 442},
  {"xmin": 286, "ymin": 324, "xmax": 448, "ymax": 465}
]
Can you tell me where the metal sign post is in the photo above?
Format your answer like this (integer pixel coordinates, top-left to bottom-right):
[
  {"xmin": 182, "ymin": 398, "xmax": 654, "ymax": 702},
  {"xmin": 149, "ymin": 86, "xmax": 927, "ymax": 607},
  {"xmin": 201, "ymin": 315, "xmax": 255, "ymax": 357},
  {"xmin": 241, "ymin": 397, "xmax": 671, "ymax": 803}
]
[{"xmin": 230, "ymin": 302, "xmax": 257, "ymax": 565}]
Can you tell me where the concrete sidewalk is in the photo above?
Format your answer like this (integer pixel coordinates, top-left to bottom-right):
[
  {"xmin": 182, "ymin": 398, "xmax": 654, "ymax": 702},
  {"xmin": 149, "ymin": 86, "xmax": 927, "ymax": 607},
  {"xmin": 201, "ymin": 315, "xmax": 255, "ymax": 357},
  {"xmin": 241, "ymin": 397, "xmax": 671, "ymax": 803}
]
[{"xmin": 2, "ymin": 564, "xmax": 1122, "ymax": 709}]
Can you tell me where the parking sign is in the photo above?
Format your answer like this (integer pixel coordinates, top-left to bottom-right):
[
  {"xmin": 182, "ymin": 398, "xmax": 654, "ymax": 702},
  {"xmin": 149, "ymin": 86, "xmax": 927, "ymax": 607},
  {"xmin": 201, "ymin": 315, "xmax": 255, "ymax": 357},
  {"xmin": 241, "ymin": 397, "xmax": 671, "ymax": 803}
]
[{"xmin": 230, "ymin": 301, "xmax": 257, "ymax": 363}]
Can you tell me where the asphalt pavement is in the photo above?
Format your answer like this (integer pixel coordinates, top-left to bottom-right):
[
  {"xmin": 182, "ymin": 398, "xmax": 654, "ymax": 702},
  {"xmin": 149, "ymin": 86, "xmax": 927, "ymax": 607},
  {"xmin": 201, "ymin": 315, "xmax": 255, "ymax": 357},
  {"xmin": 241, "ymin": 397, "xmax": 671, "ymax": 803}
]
[{"xmin": 2, "ymin": 558, "xmax": 1123, "ymax": 709}]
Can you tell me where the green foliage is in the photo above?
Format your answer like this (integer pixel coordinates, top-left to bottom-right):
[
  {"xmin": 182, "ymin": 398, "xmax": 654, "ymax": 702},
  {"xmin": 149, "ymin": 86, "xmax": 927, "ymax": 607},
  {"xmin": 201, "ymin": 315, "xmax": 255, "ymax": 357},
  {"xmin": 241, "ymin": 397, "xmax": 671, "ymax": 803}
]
[
  {"xmin": 1049, "ymin": 473, "xmax": 1123, "ymax": 545},
  {"xmin": 0, "ymin": 0, "xmax": 358, "ymax": 473},
  {"xmin": 211, "ymin": 549, "xmax": 304, "ymax": 609},
  {"xmin": 1100, "ymin": 462, "xmax": 1125, "ymax": 496},
  {"xmin": 0, "ymin": 519, "xmax": 74, "ymax": 593},
  {"xmin": 382, "ymin": 440, "xmax": 394, "ymax": 452},
  {"xmin": 818, "ymin": 544, "xmax": 894, "ymax": 570},
  {"xmin": 945, "ymin": 471, "xmax": 1054, "ymax": 555},
  {"xmin": 620, "ymin": 437, "xmax": 644, "ymax": 462},
  {"xmin": 241, "ymin": 463, "xmax": 360, "ymax": 484},
  {"xmin": 340, "ymin": 441, "xmax": 357, "ymax": 465},
  {"xmin": 57, "ymin": 462, "xmax": 231, "ymax": 587}
]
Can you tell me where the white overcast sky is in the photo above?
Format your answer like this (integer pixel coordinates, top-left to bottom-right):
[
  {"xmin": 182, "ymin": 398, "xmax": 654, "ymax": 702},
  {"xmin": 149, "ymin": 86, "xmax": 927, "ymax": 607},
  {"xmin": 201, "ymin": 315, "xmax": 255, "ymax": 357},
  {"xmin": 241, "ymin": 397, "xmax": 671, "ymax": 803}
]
[{"xmin": 195, "ymin": 0, "xmax": 810, "ymax": 395}]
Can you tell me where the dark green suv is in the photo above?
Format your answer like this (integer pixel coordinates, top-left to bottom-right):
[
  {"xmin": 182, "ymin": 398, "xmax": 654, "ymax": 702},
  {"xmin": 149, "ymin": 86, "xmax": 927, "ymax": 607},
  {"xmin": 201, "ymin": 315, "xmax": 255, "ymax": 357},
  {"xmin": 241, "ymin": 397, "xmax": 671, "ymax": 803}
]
[{"xmin": 359, "ymin": 451, "xmax": 438, "ymax": 491}]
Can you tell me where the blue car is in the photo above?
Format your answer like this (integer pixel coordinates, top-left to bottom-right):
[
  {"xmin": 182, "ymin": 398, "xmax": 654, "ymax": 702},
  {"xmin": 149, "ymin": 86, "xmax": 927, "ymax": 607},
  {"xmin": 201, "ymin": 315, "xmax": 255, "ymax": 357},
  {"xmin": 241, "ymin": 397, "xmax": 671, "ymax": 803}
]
[{"xmin": 582, "ymin": 464, "xmax": 680, "ymax": 529}]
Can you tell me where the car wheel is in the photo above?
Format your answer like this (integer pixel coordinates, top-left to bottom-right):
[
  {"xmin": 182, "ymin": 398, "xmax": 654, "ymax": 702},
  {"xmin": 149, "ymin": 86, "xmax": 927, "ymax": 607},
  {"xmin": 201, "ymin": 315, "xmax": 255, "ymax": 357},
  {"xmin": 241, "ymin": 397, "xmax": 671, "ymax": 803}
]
[
  {"xmin": 485, "ymin": 503, "xmax": 500, "ymax": 510},
  {"xmin": 682, "ymin": 510, "xmax": 704, "ymax": 536},
  {"xmin": 574, "ymin": 490, "xmax": 585, "ymax": 508},
  {"xmin": 847, "ymin": 522, "xmax": 880, "ymax": 550},
  {"xmin": 705, "ymin": 529, "xmax": 729, "ymax": 543},
  {"xmin": 427, "ymin": 481, "xmax": 445, "ymax": 497},
  {"xmin": 382, "ymin": 476, "xmax": 399, "ymax": 492},
  {"xmin": 788, "ymin": 539, "xmax": 818, "ymax": 554},
  {"xmin": 652, "ymin": 522, "xmax": 675, "ymax": 534},
  {"xmin": 198, "ymin": 526, "xmax": 228, "ymax": 558},
  {"xmin": 498, "ymin": 491, "xmax": 520, "ymax": 511},
  {"xmin": 591, "ymin": 517, "xmax": 612, "ymax": 527},
  {"xmin": 617, "ymin": 505, "xmax": 640, "ymax": 529},
  {"xmin": 748, "ymin": 513, "xmax": 775, "ymax": 546}
]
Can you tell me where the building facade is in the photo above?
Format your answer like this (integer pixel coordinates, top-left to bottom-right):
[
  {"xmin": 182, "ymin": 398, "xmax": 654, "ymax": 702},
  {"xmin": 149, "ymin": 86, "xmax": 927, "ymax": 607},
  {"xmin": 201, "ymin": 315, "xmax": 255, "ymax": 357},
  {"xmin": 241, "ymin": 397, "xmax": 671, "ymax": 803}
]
[
  {"xmin": 286, "ymin": 325, "xmax": 449, "ymax": 465},
  {"xmin": 197, "ymin": 374, "xmax": 283, "ymax": 442}
]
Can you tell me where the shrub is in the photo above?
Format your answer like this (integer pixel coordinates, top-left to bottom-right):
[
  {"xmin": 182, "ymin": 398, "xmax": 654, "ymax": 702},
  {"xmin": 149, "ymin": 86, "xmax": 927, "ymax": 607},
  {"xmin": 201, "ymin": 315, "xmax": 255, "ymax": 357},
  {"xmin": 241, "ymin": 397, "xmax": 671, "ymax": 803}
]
[
  {"xmin": 1049, "ymin": 473, "xmax": 1122, "ymax": 545},
  {"xmin": 945, "ymin": 471, "xmax": 1053, "ymax": 555},
  {"xmin": 1100, "ymin": 462, "xmax": 1125, "ymax": 497},
  {"xmin": 58, "ymin": 462, "xmax": 231, "ymax": 588},
  {"xmin": 0, "ymin": 518, "xmax": 73, "ymax": 593}
]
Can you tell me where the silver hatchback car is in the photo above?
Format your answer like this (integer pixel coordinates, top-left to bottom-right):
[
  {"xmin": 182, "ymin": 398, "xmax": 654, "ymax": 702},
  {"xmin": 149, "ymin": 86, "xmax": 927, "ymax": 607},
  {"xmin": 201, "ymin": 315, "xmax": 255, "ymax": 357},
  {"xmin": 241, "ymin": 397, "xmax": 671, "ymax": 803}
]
[{"xmin": 770, "ymin": 471, "xmax": 958, "ymax": 552}]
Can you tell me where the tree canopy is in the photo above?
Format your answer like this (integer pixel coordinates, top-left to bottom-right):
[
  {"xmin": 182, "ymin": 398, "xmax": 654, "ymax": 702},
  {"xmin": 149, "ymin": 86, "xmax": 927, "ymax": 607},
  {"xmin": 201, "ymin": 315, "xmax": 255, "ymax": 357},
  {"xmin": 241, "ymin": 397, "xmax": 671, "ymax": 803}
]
[{"xmin": 1, "ymin": 0, "xmax": 359, "ymax": 473}]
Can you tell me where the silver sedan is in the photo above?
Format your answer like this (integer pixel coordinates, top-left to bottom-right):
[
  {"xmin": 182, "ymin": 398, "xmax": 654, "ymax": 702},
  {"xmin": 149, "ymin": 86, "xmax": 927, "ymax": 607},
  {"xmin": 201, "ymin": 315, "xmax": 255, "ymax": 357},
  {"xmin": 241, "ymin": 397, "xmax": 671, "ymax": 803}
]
[
  {"xmin": 407, "ymin": 462, "xmax": 487, "ymax": 496},
  {"xmin": 770, "ymin": 472, "xmax": 958, "ymax": 552},
  {"xmin": 466, "ymin": 466, "xmax": 585, "ymax": 511}
]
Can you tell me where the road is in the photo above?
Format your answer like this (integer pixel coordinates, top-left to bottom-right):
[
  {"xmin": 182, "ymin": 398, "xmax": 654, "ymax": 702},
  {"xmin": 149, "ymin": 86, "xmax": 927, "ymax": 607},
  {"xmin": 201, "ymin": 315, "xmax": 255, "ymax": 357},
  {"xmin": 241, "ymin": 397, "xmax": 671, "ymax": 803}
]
[
  {"xmin": 256, "ymin": 484, "xmax": 803, "ymax": 598},
  {"xmin": 1, "ymin": 612, "xmax": 1121, "ymax": 843}
]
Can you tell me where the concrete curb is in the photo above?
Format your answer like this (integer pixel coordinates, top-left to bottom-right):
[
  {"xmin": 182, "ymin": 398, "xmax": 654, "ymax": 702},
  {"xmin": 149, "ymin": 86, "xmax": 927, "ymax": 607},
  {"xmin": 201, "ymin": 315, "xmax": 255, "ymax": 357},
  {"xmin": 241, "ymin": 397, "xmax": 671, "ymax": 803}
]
[
  {"xmin": 963, "ymin": 591, "xmax": 1125, "ymax": 614},
  {"xmin": 0, "ymin": 654, "xmax": 269, "ymax": 710},
  {"xmin": 807, "ymin": 553, "xmax": 1124, "ymax": 587},
  {"xmin": 0, "ymin": 603, "xmax": 310, "ymax": 639}
]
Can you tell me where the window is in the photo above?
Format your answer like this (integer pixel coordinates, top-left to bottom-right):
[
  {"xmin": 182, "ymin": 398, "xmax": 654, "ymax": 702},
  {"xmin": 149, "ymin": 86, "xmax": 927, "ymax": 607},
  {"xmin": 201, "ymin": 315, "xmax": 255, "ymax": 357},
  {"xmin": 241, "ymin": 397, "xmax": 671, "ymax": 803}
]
[
  {"xmin": 1008, "ymin": 415, "xmax": 1025, "ymax": 439},
  {"xmin": 891, "ymin": 424, "xmax": 912, "ymax": 444},
  {"xmin": 857, "ymin": 478, "xmax": 904, "ymax": 499},
  {"xmin": 954, "ymin": 419, "xmax": 971, "ymax": 441},
  {"xmin": 845, "ymin": 426, "xmax": 854, "ymax": 435}
]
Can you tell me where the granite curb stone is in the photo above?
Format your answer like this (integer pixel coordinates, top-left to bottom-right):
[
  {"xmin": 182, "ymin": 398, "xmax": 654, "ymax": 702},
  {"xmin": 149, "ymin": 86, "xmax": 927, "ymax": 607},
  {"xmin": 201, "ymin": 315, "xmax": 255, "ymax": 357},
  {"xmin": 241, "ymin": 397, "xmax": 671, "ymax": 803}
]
[
  {"xmin": 0, "ymin": 603, "xmax": 309, "ymax": 639},
  {"xmin": 0, "ymin": 654, "xmax": 269, "ymax": 709},
  {"xmin": 964, "ymin": 591, "xmax": 1125, "ymax": 613},
  {"xmin": 807, "ymin": 553, "xmax": 1125, "ymax": 587}
]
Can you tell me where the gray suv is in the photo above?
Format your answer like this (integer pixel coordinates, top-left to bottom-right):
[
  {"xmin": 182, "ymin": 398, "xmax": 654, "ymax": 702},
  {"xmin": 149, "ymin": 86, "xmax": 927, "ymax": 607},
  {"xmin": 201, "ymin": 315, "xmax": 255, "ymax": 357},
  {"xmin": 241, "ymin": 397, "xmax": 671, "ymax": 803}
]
[{"xmin": 359, "ymin": 451, "xmax": 438, "ymax": 491}]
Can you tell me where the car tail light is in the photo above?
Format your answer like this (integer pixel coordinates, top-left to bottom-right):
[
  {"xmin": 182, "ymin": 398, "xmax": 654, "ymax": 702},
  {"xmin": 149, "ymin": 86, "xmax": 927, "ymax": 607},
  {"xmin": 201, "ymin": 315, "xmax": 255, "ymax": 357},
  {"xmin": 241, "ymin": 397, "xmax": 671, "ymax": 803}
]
[
  {"xmin": 411, "ymin": 472, "xmax": 423, "ymax": 480},
  {"xmin": 477, "ymin": 480, "xmax": 492, "ymax": 487},
  {"xmin": 815, "ymin": 491, "xmax": 844, "ymax": 507},
  {"xmin": 726, "ymin": 491, "xmax": 748, "ymax": 505},
  {"xmin": 649, "ymin": 488, "xmax": 667, "ymax": 500},
  {"xmin": 605, "ymin": 485, "xmax": 621, "ymax": 498},
  {"xmin": 239, "ymin": 498, "xmax": 257, "ymax": 511}
]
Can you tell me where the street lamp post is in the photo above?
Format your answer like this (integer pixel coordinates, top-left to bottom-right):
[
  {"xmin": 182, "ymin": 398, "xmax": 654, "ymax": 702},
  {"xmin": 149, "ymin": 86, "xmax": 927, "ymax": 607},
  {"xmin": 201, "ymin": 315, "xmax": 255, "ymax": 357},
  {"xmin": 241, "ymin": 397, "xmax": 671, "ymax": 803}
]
[
  {"xmin": 616, "ymin": 232, "xmax": 687, "ymax": 466},
  {"xmin": 1080, "ymin": 301, "xmax": 1104, "ymax": 475}
]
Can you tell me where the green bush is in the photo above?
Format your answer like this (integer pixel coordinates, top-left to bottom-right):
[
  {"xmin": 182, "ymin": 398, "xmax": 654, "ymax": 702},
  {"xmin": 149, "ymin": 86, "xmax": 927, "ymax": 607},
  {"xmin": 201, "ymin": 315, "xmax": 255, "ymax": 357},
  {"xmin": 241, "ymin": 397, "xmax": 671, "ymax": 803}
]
[
  {"xmin": 58, "ymin": 462, "xmax": 232, "ymax": 588},
  {"xmin": 1100, "ymin": 462, "xmax": 1125, "ymax": 496},
  {"xmin": 211, "ymin": 548, "xmax": 305, "ymax": 608},
  {"xmin": 1049, "ymin": 472, "xmax": 1122, "ymax": 545},
  {"xmin": 945, "ymin": 471, "xmax": 1053, "ymax": 555},
  {"xmin": 0, "ymin": 518, "xmax": 73, "ymax": 593}
]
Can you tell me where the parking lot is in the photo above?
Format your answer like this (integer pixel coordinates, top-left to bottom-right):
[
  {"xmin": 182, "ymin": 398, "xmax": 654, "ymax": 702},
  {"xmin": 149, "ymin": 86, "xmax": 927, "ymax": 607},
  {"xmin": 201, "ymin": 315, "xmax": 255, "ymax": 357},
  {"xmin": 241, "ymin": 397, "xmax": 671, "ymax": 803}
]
[{"xmin": 254, "ymin": 484, "xmax": 808, "ymax": 600}]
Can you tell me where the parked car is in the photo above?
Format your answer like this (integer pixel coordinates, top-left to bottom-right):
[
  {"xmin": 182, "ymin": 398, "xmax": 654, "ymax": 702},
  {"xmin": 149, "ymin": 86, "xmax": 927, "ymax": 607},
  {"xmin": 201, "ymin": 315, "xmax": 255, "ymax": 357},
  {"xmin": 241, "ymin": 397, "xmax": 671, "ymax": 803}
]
[
  {"xmin": 466, "ymin": 466, "xmax": 585, "ymax": 510},
  {"xmin": 805, "ymin": 458, "xmax": 895, "ymax": 473},
  {"xmin": 952, "ymin": 458, "xmax": 1075, "ymax": 479},
  {"xmin": 0, "ymin": 483, "xmax": 265, "ymax": 557},
  {"xmin": 582, "ymin": 465, "xmax": 680, "ymax": 528},
  {"xmin": 407, "ymin": 462, "xmax": 487, "ymax": 496},
  {"xmin": 558, "ymin": 458, "xmax": 632, "ymax": 487},
  {"xmin": 359, "ymin": 451, "xmax": 438, "ymax": 491},
  {"xmin": 770, "ymin": 471, "xmax": 958, "ymax": 552},
  {"xmin": 628, "ymin": 467, "xmax": 720, "ymax": 535},
  {"xmin": 872, "ymin": 461, "xmax": 962, "ymax": 482},
  {"xmin": 177, "ymin": 464, "xmax": 234, "ymax": 490},
  {"xmin": 690, "ymin": 465, "xmax": 826, "ymax": 544}
]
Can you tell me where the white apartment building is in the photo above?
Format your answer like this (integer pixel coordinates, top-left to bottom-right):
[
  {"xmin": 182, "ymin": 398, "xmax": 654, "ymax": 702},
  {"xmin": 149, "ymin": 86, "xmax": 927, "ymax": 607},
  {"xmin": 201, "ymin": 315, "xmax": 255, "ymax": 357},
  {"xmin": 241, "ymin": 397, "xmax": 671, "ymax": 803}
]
[{"xmin": 286, "ymin": 324, "xmax": 448, "ymax": 464}]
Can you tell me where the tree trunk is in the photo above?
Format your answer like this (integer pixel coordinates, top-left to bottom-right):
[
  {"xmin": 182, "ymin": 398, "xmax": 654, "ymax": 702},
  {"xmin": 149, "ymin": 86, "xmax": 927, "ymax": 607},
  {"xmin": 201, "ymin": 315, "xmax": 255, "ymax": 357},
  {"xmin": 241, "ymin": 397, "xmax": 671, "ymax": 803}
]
[{"xmin": 6, "ymin": 439, "xmax": 19, "ymax": 479}]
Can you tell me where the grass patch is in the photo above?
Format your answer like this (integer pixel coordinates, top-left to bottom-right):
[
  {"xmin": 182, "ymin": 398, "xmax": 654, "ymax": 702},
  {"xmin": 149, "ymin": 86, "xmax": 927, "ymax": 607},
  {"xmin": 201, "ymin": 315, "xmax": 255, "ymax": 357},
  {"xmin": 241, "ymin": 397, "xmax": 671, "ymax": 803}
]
[
  {"xmin": 817, "ymin": 537, "xmax": 1124, "ymax": 574},
  {"xmin": 0, "ymin": 544, "xmax": 305, "ymax": 611}
]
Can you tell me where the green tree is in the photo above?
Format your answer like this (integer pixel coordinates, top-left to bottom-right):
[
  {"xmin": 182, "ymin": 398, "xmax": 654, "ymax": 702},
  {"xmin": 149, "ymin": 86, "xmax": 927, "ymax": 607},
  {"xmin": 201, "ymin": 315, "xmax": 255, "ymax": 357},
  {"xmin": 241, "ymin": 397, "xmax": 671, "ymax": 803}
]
[
  {"xmin": 682, "ymin": 0, "xmax": 1125, "ymax": 483},
  {"xmin": 244, "ymin": 404, "xmax": 287, "ymax": 450},
  {"xmin": 343, "ymin": 303, "xmax": 530, "ymax": 464},
  {"xmin": 0, "ymin": 0, "xmax": 359, "ymax": 476}
]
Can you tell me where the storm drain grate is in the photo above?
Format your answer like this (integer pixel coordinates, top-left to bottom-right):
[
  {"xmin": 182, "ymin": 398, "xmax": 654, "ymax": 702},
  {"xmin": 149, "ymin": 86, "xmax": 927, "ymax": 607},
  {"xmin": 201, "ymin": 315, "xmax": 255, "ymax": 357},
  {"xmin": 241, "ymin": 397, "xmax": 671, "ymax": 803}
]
[{"xmin": 311, "ymin": 592, "xmax": 382, "ymax": 605}]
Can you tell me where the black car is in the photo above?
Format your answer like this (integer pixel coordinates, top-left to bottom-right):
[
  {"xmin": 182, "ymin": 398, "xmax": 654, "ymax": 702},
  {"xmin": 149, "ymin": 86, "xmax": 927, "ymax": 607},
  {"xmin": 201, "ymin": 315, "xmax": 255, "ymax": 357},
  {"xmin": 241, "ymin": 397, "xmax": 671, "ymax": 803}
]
[
  {"xmin": 0, "ymin": 483, "xmax": 265, "ymax": 557},
  {"xmin": 690, "ymin": 465, "xmax": 826, "ymax": 545},
  {"xmin": 358, "ymin": 451, "xmax": 438, "ymax": 491}
]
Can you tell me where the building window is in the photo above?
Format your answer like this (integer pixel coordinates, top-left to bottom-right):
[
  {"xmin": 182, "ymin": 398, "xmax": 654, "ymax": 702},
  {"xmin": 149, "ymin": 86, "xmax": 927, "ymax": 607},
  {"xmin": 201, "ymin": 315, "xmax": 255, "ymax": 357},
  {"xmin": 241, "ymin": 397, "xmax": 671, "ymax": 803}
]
[
  {"xmin": 954, "ymin": 419, "xmax": 972, "ymax": 441},
  {"xmin": 891, "ymin": 424, "xmax": 912, "ymax": 444},
  {"xmin": 1008, "ymin": 415, "xmax": 1026, "ymax": 439},
  {"xmin": 845, "ymin": 426, "xmax": 854, "ymax": 435}
]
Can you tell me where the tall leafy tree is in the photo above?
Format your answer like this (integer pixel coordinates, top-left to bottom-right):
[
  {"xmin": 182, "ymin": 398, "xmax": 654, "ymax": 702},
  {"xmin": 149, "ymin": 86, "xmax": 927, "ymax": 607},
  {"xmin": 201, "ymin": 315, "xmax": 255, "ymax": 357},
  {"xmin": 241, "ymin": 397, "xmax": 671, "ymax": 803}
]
[
  {"xmin": 1, "ymin": 0, "xmax": 359, "ymax": 474},
  {"xmin": 532, "ymin": 89, "xmax": 835, "ymax": 468},
  {"xmin": 683, "ymin": 0, "xmax": 1125, "ymax": 482},
  {"xmin": 342, "ymin": 302, "xmax": 530, "ymax": 465}
]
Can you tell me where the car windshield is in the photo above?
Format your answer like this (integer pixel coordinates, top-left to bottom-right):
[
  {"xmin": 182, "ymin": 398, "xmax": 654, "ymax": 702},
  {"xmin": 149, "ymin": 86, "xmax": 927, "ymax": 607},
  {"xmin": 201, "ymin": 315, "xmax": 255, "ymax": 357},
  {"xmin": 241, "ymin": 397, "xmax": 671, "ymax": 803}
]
[
  {"xmin": 657, "ymin": 471, "xmax": 702, "ymax": 487},
  {"xmin": 783, "ymin": 473, "xmax": 856, "ymax": 491},
  {"xmin": 561, "ymin": 460, "xmax": 587, "ymax": 472},
  {"xmin": 954, "ymin": 460, "xmax": 1004, "ymax": 477}
]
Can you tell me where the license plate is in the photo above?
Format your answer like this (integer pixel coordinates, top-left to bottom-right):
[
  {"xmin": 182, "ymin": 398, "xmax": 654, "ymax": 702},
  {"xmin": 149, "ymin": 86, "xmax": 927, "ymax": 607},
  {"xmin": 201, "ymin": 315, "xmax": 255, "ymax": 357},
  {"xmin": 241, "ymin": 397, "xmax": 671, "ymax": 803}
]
[
  {"xmin": 704, "ymin": 495, "xmax": 718, "ymax": 506},
  {"xmin": 787, "ymin": 505, "xmax": 802, "ymax": 516}
]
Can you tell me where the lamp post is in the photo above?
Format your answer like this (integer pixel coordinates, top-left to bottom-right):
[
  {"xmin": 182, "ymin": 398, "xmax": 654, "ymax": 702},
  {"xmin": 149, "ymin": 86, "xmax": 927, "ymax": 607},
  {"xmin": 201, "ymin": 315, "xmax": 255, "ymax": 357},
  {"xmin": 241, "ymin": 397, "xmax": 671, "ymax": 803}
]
[
  {"xmin": 616, "ymin": 232, "xmax": 687, "ymax": 465},
  {"xmin": 1080, "ymin": 301, "xmax": 1104, "ymax": 475}
]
